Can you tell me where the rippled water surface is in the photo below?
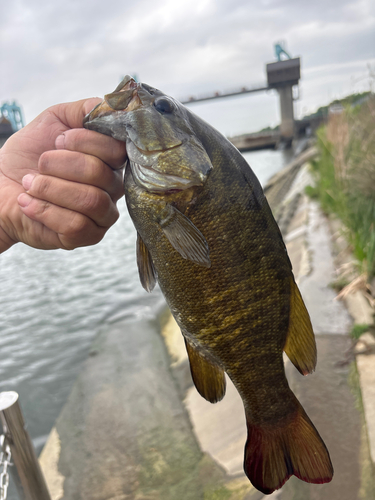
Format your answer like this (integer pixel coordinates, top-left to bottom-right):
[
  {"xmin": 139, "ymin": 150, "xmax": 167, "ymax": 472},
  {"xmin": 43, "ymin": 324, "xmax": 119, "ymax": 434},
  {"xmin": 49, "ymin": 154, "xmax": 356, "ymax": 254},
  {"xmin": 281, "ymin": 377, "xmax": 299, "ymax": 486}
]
[{"xmin": 0, "ymin": 148, "xmax": 291, "ymax": 459}]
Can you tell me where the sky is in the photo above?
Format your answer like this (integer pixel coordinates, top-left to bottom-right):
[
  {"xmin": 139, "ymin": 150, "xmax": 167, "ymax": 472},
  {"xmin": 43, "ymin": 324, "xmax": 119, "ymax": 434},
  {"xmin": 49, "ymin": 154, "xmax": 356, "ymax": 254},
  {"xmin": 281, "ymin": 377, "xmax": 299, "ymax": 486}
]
[{"xmin": 1, "ymin": 0, "xmax": 374, "ymax": 136}]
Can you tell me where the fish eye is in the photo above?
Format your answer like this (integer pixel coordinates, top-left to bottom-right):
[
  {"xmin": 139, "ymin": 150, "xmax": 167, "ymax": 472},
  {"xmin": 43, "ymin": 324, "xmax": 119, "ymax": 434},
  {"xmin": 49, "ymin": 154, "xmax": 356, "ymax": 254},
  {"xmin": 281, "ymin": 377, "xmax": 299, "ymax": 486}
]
[{"xmin": 154, "ymin": 97, "xmax": 174, "ymax": 114}]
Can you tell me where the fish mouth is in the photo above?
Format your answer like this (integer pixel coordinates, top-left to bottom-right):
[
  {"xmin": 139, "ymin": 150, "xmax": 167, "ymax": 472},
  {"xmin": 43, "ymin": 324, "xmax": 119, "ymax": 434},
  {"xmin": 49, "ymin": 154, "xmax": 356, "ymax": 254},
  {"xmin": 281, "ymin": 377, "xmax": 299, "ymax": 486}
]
[
  {"xmin": 83, "ymin": 105, "xmax": 99, "ymax": 126},
  {"xmin": 83, "ymin": 76, "xmax": 140, "ymax": 127},
  {"xmin": 83, "ymin": 99, "xmax": 123, "ymax": 126}
]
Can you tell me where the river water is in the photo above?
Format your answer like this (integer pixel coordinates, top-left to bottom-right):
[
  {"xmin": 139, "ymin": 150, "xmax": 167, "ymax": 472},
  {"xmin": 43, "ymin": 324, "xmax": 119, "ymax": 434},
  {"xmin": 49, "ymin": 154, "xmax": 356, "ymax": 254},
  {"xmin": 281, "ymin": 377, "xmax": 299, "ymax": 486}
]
[{"xmin": 0, "ymin": 147, "xmax": 292, "ymax": 458}]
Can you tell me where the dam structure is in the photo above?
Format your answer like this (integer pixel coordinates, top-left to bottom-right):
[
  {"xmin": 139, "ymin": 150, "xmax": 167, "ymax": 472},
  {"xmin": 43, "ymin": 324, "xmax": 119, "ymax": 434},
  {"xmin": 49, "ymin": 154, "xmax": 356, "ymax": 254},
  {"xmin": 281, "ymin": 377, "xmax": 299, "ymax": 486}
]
[{"xmin": 181, "ymin": 48, "xmax": 301, "ymax": 150}]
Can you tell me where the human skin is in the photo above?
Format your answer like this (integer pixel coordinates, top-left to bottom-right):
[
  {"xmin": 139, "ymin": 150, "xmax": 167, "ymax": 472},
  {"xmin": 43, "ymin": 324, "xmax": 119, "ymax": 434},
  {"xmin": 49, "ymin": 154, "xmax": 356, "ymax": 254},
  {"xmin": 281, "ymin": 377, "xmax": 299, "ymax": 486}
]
[{"xmin": 0, "ymin": 97, "xmax": 127, "ymax": 253}]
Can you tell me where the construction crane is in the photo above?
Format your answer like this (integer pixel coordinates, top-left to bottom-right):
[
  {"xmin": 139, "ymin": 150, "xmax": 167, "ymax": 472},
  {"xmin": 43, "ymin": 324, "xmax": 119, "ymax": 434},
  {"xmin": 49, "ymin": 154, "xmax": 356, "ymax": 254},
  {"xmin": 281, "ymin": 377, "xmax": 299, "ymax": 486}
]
[
  {"xmin": 274, "ymin": 42, "xmax": 291, "ymax": 62},
  {"xmin": 0, "ymin": 101, "xmax": 25, "ymax": 132}
]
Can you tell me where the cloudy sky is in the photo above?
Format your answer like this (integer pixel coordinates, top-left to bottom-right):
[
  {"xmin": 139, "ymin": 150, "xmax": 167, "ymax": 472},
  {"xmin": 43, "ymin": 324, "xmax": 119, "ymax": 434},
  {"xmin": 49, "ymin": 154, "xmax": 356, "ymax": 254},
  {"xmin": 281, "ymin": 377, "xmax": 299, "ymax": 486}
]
[{"xmin": 1, "ymin": 0, "xmax": 374, "ymax": 136}]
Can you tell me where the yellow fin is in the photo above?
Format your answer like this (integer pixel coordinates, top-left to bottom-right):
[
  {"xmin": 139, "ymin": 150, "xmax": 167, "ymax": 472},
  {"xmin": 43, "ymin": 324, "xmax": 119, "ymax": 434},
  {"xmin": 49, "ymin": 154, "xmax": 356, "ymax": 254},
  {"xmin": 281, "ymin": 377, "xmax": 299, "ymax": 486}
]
[
  {"xmin": 284, "ymin": 277, "xmax": 317, "ymax": 375},
  {"xmin": 185, "ymin": 340, "xmax": 226, "ymax": 403}
]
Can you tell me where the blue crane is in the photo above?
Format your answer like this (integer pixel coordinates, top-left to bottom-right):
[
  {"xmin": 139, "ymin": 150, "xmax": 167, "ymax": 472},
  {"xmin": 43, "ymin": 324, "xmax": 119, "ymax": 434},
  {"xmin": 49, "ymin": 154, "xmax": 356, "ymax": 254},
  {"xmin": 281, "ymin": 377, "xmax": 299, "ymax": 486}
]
[
  {"xmin": 274, "ymin": 42, "xmax": 291, "ymax": 62},
  {"xmin": 0, "ymin": 101, "xmax": 25, "ymax": 132}
]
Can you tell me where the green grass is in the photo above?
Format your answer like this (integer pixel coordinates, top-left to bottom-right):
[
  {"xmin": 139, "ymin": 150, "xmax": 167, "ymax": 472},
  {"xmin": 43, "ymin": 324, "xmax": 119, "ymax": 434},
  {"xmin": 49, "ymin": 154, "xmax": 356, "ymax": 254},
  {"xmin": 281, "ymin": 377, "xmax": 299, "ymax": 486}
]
[
  {"xmin": 306, "ymin": 95, "xmax": 375, "ymax": 279},
  {"xmin": 350, "ymin": 324, "xmax": 370, "ymax": 340}
]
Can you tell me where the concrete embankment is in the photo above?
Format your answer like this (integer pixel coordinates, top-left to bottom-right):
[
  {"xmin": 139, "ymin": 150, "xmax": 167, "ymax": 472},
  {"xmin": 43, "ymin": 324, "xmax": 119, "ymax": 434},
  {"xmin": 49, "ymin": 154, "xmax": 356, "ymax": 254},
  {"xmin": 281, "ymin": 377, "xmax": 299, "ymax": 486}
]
[
  {"xmin": 39, "ymin": 315, "xmax": 232, "ymax": 500},
  {"xmin": 40, "ymin": 147, "xmax": 375, "ymax": 499}
]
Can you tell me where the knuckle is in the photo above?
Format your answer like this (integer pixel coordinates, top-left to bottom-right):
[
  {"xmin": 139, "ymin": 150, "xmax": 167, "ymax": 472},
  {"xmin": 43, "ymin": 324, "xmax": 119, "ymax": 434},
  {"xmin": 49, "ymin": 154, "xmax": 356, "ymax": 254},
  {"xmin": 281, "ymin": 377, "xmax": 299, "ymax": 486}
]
[
  {"xmin": 65, "ymin": 213, "xmax": 91, "ymax": 238},
  {"xmin": 111, "ymin": 207, "xmax": 120, "ymax": 225},
  {"xmin": 104, "ymin": 202, "xmax": 120, "ymax": 228},
  {"xmin": 32, "ymin": 199, "xmax": 52, "ymax": 218},
  {"xmin": 34, "ymin": 175, "xmax": 52, "ymax": 198},
  {"xmin": 111, "ymin": 139, "xmax": 125, "ymax": 157},
  {"xmin": 64, "ymin": 129, "xmax": 85, "ymax": 151},
  {"xmin": 103, "ymin": 206, "xmax": 120, "ymax": 229},
  {"xmin": 88, "ymin": 230, "xmax": 106, "ymax": 246},
  {"xmin": 112, "ymin": 176, "xmax": 125, "ymax": 202},
  {"xmin": 38, "ymin": 152, "xmax": 51, "ymax": 173},
  {"xmin": 110, "ymin": 142, "xmax": 127, "ymax": 168},
  {"xmin": 81, "ymin": 188, "xmax": 111, "ymax": 214},
  {"xmin": 84, "ymin": 154, "xmax": 102, "ymax": 179},
  {"xmin": 62, "ymin": 216, "xmax": 105, "ymax": 249}
]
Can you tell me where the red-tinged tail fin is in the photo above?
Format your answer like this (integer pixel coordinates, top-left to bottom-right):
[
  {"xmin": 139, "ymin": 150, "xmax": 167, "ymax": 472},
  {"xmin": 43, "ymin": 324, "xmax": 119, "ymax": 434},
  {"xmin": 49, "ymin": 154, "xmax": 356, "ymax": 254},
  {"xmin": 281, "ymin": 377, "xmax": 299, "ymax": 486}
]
[{"xmin": 244, "ymin": 403, "xmax": 333, "ymax": 495}]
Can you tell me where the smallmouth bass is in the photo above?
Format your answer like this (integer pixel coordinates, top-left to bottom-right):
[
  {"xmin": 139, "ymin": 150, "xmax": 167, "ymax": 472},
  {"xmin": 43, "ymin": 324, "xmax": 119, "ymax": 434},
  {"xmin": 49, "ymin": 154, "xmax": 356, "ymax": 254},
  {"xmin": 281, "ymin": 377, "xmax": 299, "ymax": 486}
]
[{"xmin": 83, "ymin": 75, "xmax": 333, "ymax": 495}]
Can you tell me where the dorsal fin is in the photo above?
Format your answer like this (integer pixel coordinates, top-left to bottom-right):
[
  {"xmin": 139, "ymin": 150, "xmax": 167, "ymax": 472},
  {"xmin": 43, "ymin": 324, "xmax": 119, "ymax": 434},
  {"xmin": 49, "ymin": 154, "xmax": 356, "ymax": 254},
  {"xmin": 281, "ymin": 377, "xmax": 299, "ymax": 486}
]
[
  {"xmin": 184, "ymin": 339, "xmax": 226, "ymax": 403},
  {"xmin": 284, "ymin": 277, "xmax": 317, "ymax": 375},
  {"xmin": 136, "ymin": 232, "xmax": 157, "ymax": 292}
]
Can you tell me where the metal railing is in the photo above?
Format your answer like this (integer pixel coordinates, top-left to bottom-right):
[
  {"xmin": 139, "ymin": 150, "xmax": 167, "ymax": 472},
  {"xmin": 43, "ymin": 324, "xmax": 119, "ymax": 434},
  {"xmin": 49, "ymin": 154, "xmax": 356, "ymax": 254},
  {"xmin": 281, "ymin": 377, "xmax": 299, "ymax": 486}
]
[{"xmin": 0, "ymin": 392, "xmax": 51, "ymax": 500}]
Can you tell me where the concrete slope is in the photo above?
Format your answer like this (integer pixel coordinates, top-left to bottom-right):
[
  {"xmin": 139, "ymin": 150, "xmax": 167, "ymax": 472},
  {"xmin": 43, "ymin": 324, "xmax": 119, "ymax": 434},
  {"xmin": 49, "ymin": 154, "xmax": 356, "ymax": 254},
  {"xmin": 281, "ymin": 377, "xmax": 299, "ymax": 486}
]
[{"xmin": 40, "ymin": 317, "xmax": 229, "ymax": 500}]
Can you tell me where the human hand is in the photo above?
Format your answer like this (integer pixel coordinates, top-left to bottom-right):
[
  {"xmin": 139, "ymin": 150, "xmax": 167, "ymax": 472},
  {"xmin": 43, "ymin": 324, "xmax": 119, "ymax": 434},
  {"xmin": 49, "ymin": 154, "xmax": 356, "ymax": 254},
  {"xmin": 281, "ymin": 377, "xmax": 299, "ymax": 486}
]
[{"xmin": 0, "ymin": 98, "xmax": 127, "ymax": 253}]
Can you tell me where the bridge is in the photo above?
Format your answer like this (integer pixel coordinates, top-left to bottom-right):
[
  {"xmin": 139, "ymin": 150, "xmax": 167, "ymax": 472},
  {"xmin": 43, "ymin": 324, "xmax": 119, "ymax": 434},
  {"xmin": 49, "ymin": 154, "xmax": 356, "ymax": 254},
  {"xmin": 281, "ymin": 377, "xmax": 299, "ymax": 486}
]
[
  {"xmin": 181, "ymin": 53, "xmax": 301, "ymax": 149},
  {"xmin": 180, "ymin": 83, "xmax": 269, "ymax": 104}
]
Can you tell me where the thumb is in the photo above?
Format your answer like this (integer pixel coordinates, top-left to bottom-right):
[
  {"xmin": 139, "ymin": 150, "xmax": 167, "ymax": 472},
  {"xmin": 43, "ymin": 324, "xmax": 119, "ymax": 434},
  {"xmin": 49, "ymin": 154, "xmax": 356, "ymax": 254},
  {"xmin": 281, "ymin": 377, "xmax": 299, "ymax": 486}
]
[{"xmin": 54, "ymin": 97, "xmax": 103, "ymax": 130}]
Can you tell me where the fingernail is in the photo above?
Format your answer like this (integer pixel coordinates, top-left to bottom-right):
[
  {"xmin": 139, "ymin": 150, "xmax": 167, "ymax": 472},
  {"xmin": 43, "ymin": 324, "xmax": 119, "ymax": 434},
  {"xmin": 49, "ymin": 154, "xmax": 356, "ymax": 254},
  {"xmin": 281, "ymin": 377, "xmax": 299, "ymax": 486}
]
[
  {"xmin": 18, "ymin": 193, "xmax": 33, "ymax": 208},
  {"xmin": 55, "ymin": 134, "xmax": 65, "ymax": 149},
  {"xmin": 22, "ymin": 174, "xmax": 35, "ymax": 191}
]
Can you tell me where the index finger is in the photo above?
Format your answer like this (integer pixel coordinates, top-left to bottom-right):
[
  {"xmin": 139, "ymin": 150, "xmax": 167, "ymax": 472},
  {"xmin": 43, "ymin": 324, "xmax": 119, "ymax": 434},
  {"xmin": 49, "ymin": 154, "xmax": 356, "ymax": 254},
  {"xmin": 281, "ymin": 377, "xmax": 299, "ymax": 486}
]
[{"xmin": 55, "ymin": 128, "xmax": 127, "ymax": 170}]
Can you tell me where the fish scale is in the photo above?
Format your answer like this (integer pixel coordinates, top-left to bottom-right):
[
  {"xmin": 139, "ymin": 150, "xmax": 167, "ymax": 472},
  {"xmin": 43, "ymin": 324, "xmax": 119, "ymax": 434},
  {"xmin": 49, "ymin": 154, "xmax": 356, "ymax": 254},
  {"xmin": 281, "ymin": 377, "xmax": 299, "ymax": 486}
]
[{"xmin": 83, "ymin": 75, "xmax": 333, "ymax": 495}]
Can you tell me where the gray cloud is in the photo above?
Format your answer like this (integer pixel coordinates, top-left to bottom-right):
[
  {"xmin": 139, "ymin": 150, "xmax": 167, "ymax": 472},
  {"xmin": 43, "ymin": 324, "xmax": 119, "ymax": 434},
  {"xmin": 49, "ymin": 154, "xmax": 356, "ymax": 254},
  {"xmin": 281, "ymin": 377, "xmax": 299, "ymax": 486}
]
[{"xmin": 1, "ymin": 0, "xmax": 374, "ymax": 131}]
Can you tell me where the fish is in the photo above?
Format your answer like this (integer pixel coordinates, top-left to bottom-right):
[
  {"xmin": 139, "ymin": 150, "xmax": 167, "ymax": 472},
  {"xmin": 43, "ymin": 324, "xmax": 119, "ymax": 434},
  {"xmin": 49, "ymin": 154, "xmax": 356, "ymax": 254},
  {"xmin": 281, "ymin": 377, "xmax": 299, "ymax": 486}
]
[{"xmin": 83, "ymin": 75, "xmax": 333, "ymax": 495}]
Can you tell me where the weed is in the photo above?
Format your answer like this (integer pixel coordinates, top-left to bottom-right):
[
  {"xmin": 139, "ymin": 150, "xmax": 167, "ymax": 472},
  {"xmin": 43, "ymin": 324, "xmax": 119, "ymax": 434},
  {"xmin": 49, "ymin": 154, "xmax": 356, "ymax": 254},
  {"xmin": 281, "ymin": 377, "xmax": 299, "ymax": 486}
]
[
  {"xmin": 307, "ymin": 95, "xmax": 375, "ymax": 279},
  {"xmin": 350, "ymin": 324, "xmax": 370, "ymax": 340}
]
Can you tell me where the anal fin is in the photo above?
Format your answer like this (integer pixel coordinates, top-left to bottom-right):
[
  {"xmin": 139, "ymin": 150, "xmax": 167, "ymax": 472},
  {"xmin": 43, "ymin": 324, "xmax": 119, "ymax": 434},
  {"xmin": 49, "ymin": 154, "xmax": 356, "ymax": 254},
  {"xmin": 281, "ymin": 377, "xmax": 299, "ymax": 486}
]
[
  {"xmin": 284, "ymin": 277, "xmax": 317, "ymax": 375},
  {"xmin": 185, "ymin": 339, "xmax": 226, "ymax": 403},
  {"xmin": 136, "ymin": 232, "xmax": 157, "ymax": 292}
]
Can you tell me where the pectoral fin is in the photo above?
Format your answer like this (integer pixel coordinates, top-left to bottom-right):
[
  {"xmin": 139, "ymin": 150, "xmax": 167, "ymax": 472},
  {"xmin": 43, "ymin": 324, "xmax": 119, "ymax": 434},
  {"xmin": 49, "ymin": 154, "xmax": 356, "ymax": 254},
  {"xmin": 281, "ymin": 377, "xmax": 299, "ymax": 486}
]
[
  {"xmin": 185, "ymin": 339, "xmax": 226, "ymax": 403},
  {"xmin": 159, "ymin": 205, "xmax": 211, "ymax": 268},
  {"xmin": 136, "ymin": 233, "xmax": 157, "ymax": 292},
  {"xmin": 284, "ymin": 277, "xmax": 317, "ymax": 375}
]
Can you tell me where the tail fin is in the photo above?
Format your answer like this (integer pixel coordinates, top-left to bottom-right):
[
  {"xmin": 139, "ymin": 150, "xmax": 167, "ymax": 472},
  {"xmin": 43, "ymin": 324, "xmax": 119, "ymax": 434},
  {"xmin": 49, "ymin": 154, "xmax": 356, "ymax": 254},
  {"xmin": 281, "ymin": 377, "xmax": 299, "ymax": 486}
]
[{"xmin": 244, "ymin": 403, "xmax": 333, "ymax": 495}]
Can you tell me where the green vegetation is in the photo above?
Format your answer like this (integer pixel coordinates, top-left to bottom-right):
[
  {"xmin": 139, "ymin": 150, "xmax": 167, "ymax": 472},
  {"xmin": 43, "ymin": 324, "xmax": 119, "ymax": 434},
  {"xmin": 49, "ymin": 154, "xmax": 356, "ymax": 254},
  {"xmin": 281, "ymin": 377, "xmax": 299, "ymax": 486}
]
[
  {"xmin": 204, "ymin": 486, "xmax": 232, "ymax": 500},
  {"xmin": 306, "ymin": 94, "xmax": 375, "ymax": 279},
  {"xmin": 302, "ymin": 91, "xmax": 371, "ymax": 121},
  {"xmin": 328, "ymin": 275, "xmax": 351, "ymax": 292},
  {"xmin": 350, "ymin": 324, "xmax": 370, "ymax": 340},
  {"xmin": 258, "ymin": 124, "xmax": 279, "ymax": 133}
]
